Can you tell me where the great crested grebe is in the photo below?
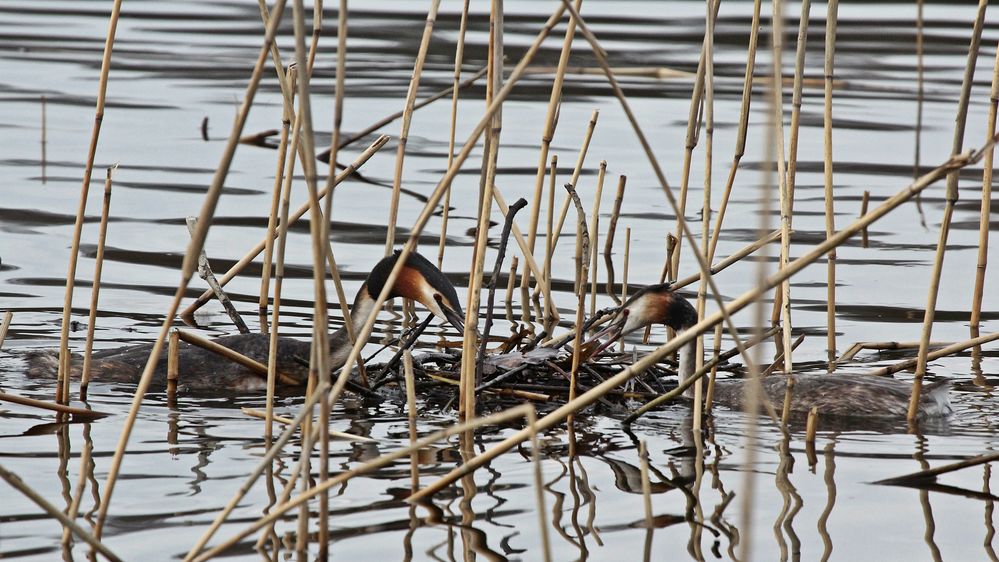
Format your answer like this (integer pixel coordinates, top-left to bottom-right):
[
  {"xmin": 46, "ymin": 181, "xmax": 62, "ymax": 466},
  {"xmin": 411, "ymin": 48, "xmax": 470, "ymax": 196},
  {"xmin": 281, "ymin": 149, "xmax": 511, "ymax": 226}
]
[
  {"xmin": 587, "ymin": 283, "xmax": 952, "ymax": 419},
  {"xmin": 26, "ymin": 250, "xmax": 464, "ymax": 392}
]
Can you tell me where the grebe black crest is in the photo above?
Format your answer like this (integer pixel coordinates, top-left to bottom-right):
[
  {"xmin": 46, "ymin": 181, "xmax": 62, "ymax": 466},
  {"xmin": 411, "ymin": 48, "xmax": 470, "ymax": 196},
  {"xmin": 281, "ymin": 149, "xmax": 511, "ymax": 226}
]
[
  {"xmin": 588, "ymin": 284, "xmax": 952, "ymax": 420},
  {"xmin": 25, "ymin": 250, "xmax": 463, "ymax": 392}
]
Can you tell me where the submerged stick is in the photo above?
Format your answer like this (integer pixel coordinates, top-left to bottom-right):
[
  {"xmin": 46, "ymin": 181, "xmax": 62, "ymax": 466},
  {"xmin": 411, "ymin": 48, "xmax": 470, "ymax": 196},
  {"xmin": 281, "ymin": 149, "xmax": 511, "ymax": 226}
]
[
  {"xmin": 865, "ymin": 331, "xmax": 999, "ymax": 377},
  {"xmin": 874, "ymin": 452, "xmax": 999, "ymax": 486},
  {"xmin": 57, "ymin": 0, "xmax": 124, "ymax": 405},
  {"xmin": 0, "ymin": 392, "xmax": 110, "ymax": 419}
]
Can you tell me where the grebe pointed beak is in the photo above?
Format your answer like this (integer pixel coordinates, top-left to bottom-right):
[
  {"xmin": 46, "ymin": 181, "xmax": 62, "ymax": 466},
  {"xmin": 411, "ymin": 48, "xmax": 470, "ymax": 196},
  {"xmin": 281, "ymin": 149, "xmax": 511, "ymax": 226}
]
[{"xmin": 442, "ymin": 304, "xmax": 465, "ymax": 334}]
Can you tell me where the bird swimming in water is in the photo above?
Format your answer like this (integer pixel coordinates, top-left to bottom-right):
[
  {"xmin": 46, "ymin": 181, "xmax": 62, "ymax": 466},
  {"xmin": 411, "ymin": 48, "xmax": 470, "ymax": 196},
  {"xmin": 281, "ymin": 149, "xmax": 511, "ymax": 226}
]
[
  {"xmin": 26, "ymin": 250, "xmax": 464, "ymax": 392},
  {"xmin": 586, "ymin": 283, "xmax": 952, "ymax": 419}
]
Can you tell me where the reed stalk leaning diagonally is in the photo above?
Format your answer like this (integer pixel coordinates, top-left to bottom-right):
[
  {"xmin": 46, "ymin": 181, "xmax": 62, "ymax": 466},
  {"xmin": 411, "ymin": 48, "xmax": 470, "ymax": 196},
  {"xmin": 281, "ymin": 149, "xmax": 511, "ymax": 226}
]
[
  {"xmin": 93, "ymin": 0, "xmax": 290, "ymax": 540},
  {"xmin": 909, "ymin": 0, "xmax": 988, "ymax": 421},
  {"xmin": 56, "ymin": 0, "xmax": 123, "ymax": 406},
  {"xmin": 407, "ymin": 128, "xmax": 999, "ymax": 503},
  {"xmin": 79, "ymin": 166, "xmax": 115, "ymax": 400},
  {"xmin": 970, "ymin": 40, "xmax": 999, "ymax": 355}
]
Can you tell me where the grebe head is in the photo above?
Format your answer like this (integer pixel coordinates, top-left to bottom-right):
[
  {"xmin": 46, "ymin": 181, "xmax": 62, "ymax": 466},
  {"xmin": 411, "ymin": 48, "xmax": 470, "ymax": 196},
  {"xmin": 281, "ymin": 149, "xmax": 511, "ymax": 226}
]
[
  {"xmin": 586, "ymin": 283, "xmax": 697, "ymax": 354},
  {"xmin": 364, "ymin": 250, "xmax": 465, "ymax": 333}
]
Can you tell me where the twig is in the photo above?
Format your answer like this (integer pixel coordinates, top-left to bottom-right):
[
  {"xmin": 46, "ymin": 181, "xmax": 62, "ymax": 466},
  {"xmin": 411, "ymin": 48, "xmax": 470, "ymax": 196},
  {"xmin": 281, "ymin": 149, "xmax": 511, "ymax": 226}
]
[
  {"xmin": 477, "ymin": 198, "xmax": 528, "ymax": 376},
  {"xmin": 874, "ymin": 452, "xmax": 999, "ymax": 486},
  {"xmin": 185, "ymin": 217, "xmax": 249, "ymax": 334},
  {"xmin": 0, "ymin": 392, "xmax": 110, "ymax": 419}
]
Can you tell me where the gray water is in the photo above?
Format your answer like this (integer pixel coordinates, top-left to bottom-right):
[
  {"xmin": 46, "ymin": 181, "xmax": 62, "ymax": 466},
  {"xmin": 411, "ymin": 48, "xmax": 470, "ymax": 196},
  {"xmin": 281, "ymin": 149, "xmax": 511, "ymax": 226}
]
[{"xmin": 1, "ymin": 1, "xmax": 998, "ymax": 560}]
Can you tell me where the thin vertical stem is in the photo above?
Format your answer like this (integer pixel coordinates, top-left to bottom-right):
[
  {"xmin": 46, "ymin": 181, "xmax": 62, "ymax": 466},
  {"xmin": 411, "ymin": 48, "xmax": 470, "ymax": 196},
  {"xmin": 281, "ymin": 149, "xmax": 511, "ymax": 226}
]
[
  {"xmin": 437, "ymin": 0, "xmax": 471, "ymax": 269},
  {"xmin": 588, "ymin": 161, "xmax": 607, "ymax": 316},
  {"xmin": 80, "ymin": 166, "xmax": 115, "ymax": 399},
  {"xmin": 770, "ymin": 0, "xmax": 794, "ymax": 376},
  {"xmin": 621, "ymin": 227, "xmax": 631, "ymax": 353},
  {"xmin": 970, "ymin": 40, "xmax": 999, "ymax": 353},
  {"xmin": 823, "ymin": 0, "xmax": 839, "ymax": 370}
]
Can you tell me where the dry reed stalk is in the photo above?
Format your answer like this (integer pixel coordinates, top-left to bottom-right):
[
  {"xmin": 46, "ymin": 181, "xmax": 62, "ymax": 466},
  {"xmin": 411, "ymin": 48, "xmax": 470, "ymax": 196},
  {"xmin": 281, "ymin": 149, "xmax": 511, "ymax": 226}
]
[
  {"xmin": 460, "ymin": 0, "xmax": 505, "ymax": 420},
  {"xmin": 521, "ymin": 0, "xmax": 584, "ymax": 317},
  {"xmin": 182, "ymin": 135, "xmax": 389, "ymax": 319},
  {"xmin": 588, "ymin": 161, "xmax": 607, "ymax": 315},
  {"xmin": 492, "ymin": 187, "xmax": 555, "ymax": 314},
  {"xmin": 0, "ymin": 392, "xmax": 109, "ymax": 419},
  {"xmin": 257, "ymin": 70, "xmax": 293, "ymax": 326},
  {"xmin": 191, "ymin": 405, "xmax": 541, "ymax": 562},
  {"xmin": 544, "ymin": 155, "xmax": 558, "ymax": 331},
  {"xmin": 95, "ymin": 2, "xmax": 290, "ymax": 539},
  {"xmin": 186, "ymin": 217, "xmax": 249, "ymax": 333},
  {"xmin": 859, "ymin": 190, "xmax": 870, "ymax": 248},
  {"xmin": 506, "ymin": 255, "xmax": 518, "ymax": 322},
  {"xmin": 40, "ymin": 95, "xmax": 46, "ymax": 184},
  {"xmin": 822, "ymin": 0, "xmax": 840, "ymax": 370},
  {"xmin": 561, "ymin": 0, "xmax": 759, "ymax": 375},
  {"xmin": 62, "ymin": 425, "xmax": 95, "ymax": 548},
  {"xmin": 638, "ymin": 440, "xmax": 653, "ymax": 527},
  {"xmin": 602, "ymin": 175, "xmax": 626, "ymax": 304},
  {"xmin": 175, "ymin": 330, "xmax": 298, "ymax": 386},
  {"xmin": 970, "ymin": 41, "xmax": 999, "ymax": 352},
  {"xmin": 0, "ymin": 310, "xmax": 11, "ymax": 348},
  {"xmin": 913, "ymin": 0, "xmax": 926, "ymax": 222},
  {"xmin": 240, "ymin": 408, "xmax": 373, "ymax": 442},
  {"xmin": 620, "ymin": 227, "xmax": 631, "ymax": 353},
  {"xmin": 548, "ymin": 110, "xmax": 600, "ymax": 256},
  {"xmin": 185, "ymin": 381, "xmax": 331, "ymax": 561},
  {"xmin": 836, "ymin": 339, "xmax": 952, "ymax": 364},
  {"xmin": 768, "ymin": 0, "xmax": 794, "ymax": 379},
  {"xmin": 477, "ymin": 198, "xmax": 527, "ymax": 376},
  {"xmin": 866, "ymin": 331, "xmax": 999, "ymax": 378},
  {"xmin": 1, "ymin": 463, "xmax": 122, "ymax": 562},
  {"xmin": 785, "ymin": 0, "xmax": 811, "ymax": 203},
  {"xmin": 805, "ymin": 407, "xmax": 818, "ymax": 442},
  {"xmin": 56, "ymin": 0, "xmax": 123, "ymax": 406},
  {"xmin": 437, "ymin": 0, "xmax": 471, "ymax": 269},
  {"xmin": 707, "ymin": 0, "xmax": 762, "ymax": 263},
  {"xmin": 675, "ymin": 230, "xmax": 782, "ymax": 290},
  {"xmin": 167, "ymin": 329, "xmax": 179, "ymax": 398},
  {"xmin": 910, "ymin": 0, "xmax": 988, "ymax": 420},
  {"xmin": 403, "ymin": 349, "xmax": 420, "ymax": 492},
  {"xmin": 703, "ymin": 323, "xmax": 724, "ymax": 413},
  {"xmin": 694, "ymin": 0, "xmax": 717, "ymax": 429},
  {"xmin": 668, "ymin": 0, "xmax": 720, "ymax": 282},
  {"xmin": 385, "ymin": 0, "xmax": 442, "ymax": 256},
  {"xmin": 565, "ymin": 183, "xmax": 589, "ymax": 403}
]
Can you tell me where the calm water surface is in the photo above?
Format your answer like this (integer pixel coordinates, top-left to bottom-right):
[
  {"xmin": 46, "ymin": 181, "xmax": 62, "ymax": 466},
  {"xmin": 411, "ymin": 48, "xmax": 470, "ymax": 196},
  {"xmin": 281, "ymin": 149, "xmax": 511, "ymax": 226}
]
[{"xmin": 1, "ymin": 1, "xmax": 998, "ymax": 560}]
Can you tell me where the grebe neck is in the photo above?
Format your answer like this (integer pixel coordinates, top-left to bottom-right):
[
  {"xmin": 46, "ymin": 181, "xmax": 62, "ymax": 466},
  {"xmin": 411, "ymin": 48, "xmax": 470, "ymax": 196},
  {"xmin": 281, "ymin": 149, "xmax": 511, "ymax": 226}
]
[
  {"xmin": 677, "ymin": 326, "xmax": 698, "ymax": 399},
  {"xmin": 328, "ymin": 289, "xmax": 376, "ymax": 370}
]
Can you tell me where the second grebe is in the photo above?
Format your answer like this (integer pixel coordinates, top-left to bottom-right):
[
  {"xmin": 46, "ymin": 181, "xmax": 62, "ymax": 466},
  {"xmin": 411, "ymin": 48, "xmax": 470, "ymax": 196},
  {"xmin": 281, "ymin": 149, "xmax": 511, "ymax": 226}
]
[
  {"xmin": 587, "ymin": 283, "xmax": 952, "ymax": 419},
  {"xmin": 26, "ymin": 250, "xmax": 464, "ymax": 392}
]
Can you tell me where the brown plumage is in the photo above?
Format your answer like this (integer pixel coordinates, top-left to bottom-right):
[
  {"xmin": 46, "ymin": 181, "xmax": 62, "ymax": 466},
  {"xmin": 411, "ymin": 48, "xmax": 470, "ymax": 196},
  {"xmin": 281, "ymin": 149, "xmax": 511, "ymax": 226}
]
[
  {"xmin": 25, "ymin": 250, "xmax": 463, "ymax": 392},
  {"xmin": 588, "ymin": 283, "xmax": 952, "ymax": 419}
]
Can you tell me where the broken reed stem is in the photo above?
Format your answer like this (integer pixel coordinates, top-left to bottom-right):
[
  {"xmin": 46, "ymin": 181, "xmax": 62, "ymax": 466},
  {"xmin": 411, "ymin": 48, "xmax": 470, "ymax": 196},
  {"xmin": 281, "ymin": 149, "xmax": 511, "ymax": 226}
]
[
  {"xmin": 707, "ymin": 0, "xmax": 762, "ymax": 263},
  {"xmin": 57, "ymin": 0, "xmax": 123, "ymax": 406},
  {"xmin": 521, "ymin": 0, "xmax": 583, "ymax": 316},
  {"xmin": 0, "ymin": 463, "xmax": 123, "ymax": 562},
  {"xmin": 621, "ymin": 227, "xmax": 631, "ymax": 353},
  {"xmin": 805, "ymin": 407, "xmax": 818, "ymax": 442},
  {"xmin": 565, "ymin": 183, "xmax": 589, "ymax": 404},
  {"xmin": 970, "ymin": 40, "xmax": 999, "ymax": 350},
  {"xmin": 704, "ymin": 323, "xmax": 724, "ymax": 413},
  {"xmin": 549, "ymin": 109, "xmax": 600, "ymax": 256},
  {"xmin": 186, "ymin": 217, "xmax": 249, "ymax": 334},
  {"xmin": 910, "ymin": 0, "xmax": 988, "ymax": 421},
  {"xmin": 79, "ymin": 167, "xmax": 113, "ymax": 400},
  {"xmin": 95, "ymin": 2, "xmax": 290, "ymax": 539},
  {"xmin": 588, "ymin": 161, "xmax": 607, "ymax": 316},
  {"xmin": 875, "ymin": 451, "xmax": 999, "ymax": 486},
  {"xmin": 860, "ymin": 190, "xmax": 870, "ymax": 248},
  {"xmin": 477, "ymin": 198, "xmax": 528, "ymax": 376},
  {"xmin": 437, "ymin": 0, "xmax": 471, "ymax": 269},
  {"xmin": 506, "ymin": 255, "xmax": 518, "ymax": 322},
  {"xmin": 603, "ymin": 175, "xmax": 626, "ymax": 304},
  {"xmin": 492, "ymin": 186, "xmax": 556, "ymax": 317},
  {"xmin": 241, "ymin": 408, "xmax": 373, "ymax": 442},
  {"xmin": 0, "ymin": 392, "xmax": 110, "ymax": 419},
  {"xmin": 786, "ymin": 0, "xmax": 811, "ymax": 203},
  {"xmin": 0, "ymin": 310, "xmax": 12, "ymax": 348},
  {"xmin": 638, "ymin": 440, "xmax": 654, "ymax": 527},
  {"xmin": 865, "ymin": 331, "xmax": 999, "ymax": 378},
  {"xmin": 543, "ymin": 155, "xmax": 558, "ymax": 331},
  {"xmin": 837, "ymin": 339, "xmax": 953, "ymax": 364},
  {"xmin": 823, "ymin": 0, "xmax": 839, "ymax": 371},
  {"xmin": 182, "ymin": 135, "xmax": 388, "ymax": 318},
  {"xmin": 191, "ymin": 405, "xmax": 540, "ymax": 562},
  {"xmin": 167, "ymin": 329, "xmax": 179, "ymax": 398},
  {"xmin": 385, "ymin": 0, "xmax": 442, "ymax": 256},
  {"xmin": 409, "ymin": 131, "xmax": 992, "ymax": 498}
]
